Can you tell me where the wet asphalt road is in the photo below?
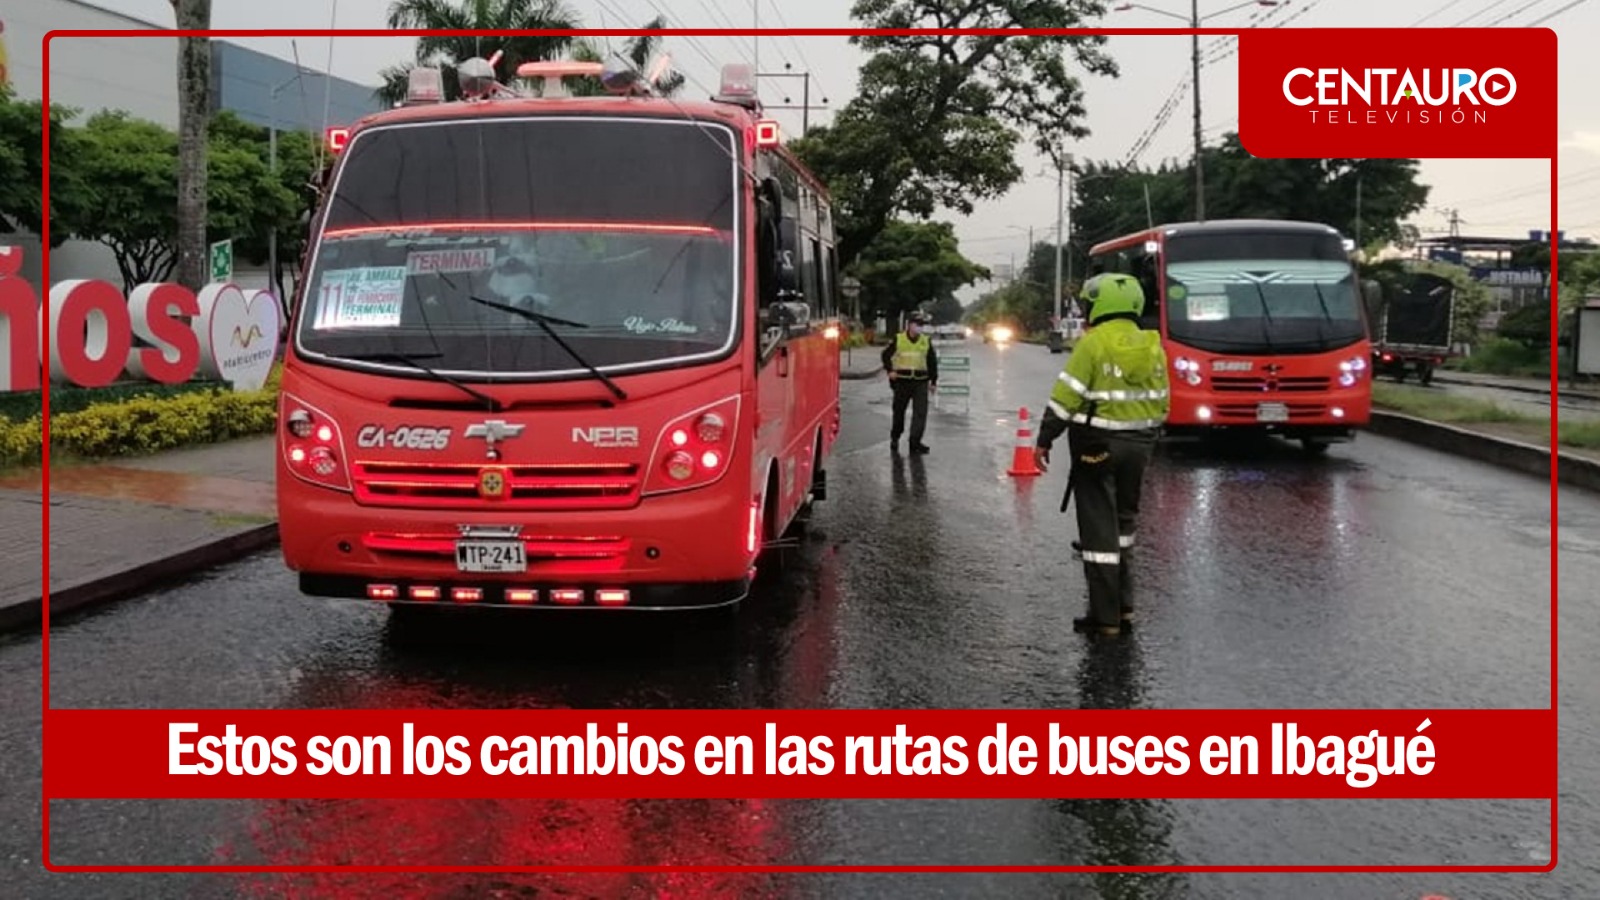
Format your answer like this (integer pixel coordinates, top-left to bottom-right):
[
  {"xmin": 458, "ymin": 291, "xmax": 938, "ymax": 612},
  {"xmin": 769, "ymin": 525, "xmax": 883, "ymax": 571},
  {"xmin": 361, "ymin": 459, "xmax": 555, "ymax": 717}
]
[{"xmin": 4, "ymin": 339, "xmax": 1595, "ymax": 899}]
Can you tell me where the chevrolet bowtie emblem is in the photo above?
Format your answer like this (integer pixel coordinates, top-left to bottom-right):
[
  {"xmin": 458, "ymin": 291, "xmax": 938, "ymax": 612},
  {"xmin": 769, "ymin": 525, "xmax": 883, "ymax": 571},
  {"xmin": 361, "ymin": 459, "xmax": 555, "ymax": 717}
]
[{"xmin": 464, "ymin": 419, "xmax": 525, "ymax": 460}]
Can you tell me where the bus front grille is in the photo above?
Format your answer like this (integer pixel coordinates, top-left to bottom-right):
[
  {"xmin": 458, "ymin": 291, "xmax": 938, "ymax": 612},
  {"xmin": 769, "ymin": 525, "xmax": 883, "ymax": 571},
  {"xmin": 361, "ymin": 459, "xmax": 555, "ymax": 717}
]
[
  {"xmin": 352, "ymin": 461, "xmax": 641, "ymax": 510},
  {"xmin": 1210, "ymin": 376, "xmax": 1332, "ymax": 393}
]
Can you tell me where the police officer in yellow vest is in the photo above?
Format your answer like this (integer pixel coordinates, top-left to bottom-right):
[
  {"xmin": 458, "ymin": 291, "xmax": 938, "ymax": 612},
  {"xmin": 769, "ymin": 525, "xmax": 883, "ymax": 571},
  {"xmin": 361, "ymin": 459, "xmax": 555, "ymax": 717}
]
[
  {"xmin": 1033, "ymin": 274, "xmax": 1170, "ymax": 637},
  {"xmin": 881, "ymin": 312, "xmax": 938, "ymax": 455}
]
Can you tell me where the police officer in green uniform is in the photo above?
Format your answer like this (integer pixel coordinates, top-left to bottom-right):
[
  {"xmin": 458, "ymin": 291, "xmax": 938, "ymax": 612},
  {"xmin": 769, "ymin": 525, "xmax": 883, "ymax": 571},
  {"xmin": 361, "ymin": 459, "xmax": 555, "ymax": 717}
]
[
  {"xmin": 1032, "ymin": 274, "xmax": 1170, "ymax": 637},
  {"xmin": 882, "ymin": 312, "xmax": 938, "ymax": 455}
]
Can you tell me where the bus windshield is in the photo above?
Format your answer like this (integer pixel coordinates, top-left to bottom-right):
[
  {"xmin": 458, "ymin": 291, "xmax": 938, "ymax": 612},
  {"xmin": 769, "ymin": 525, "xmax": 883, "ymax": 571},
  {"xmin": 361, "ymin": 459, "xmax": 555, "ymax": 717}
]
[
  {"xmin": 295, "ymin": 116, "xmax": 740, "ymax": 378},
  {"xmin": 1161, "ymin": 231, "xmax": 1365, "ymax": 355}
]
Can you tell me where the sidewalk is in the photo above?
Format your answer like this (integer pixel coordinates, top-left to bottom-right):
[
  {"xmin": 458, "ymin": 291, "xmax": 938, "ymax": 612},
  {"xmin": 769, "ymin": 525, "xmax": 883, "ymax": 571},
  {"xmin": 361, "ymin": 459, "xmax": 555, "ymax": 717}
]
[
  {"xmin": 1433, "ymin": 369, "xmax": 1600, "ymax": 402},
  {"xmin": 0, "ymin": 436, "xmax": 279, "ymax": 631}
]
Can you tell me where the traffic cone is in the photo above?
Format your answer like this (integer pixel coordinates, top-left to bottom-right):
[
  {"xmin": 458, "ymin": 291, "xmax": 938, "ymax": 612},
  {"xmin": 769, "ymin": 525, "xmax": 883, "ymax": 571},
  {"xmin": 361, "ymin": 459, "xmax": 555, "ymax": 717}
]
[{"xmin": 1007, "ymin": 407, "xmax": 1043, "ymax": 477}]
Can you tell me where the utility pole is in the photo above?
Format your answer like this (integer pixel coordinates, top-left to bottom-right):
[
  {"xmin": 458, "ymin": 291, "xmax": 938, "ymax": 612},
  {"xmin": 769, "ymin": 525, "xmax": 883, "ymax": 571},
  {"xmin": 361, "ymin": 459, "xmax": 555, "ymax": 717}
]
[
  {"xmin": 1190, "ymin": 0, "xmax": 1205, "ymax": 222},
  {"xmin": 757, "ymin": 68, "xmax": 827, "ymax": 136},
  {"xmin": 1355, "ymin": 173, "xmax": 1363, "ymax": 252},
  {"xmin": 1054, "ymin": 156, "xmax": 1067, "ymax": 324}
]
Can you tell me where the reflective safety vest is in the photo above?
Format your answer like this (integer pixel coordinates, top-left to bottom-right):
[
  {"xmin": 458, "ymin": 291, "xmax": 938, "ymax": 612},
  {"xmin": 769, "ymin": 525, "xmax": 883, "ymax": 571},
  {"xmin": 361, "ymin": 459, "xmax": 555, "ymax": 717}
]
[
  {"xmin": 1048, "ymin": 318, "xmax": 1170, "ymax": 431},
  {"xmin": 891, "ymin": 333, "xmax": 931, "ymax": 377}
]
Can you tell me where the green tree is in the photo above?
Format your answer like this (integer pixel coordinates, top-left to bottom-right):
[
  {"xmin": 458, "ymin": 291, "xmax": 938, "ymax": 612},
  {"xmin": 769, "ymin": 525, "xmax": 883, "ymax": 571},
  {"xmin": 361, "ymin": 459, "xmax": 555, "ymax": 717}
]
[
  {"xmin": 1066, "ymin": 136, "xmax": 1431, "ymax": 267},
  {"xmin": 207, "ymin": 111, "xmax": 318, "ymax": 301},
  {"xmin": 928, "ymin": 293, "xmax": 965, "ymax": 325},
  {"xmin": 0, "ymin": 86, "xmax": 87, "ymax": 247},
  {"xmin": 63, "ymin": 111, "xmax": 293, "ymax": 291},
  {"xmin": 790, "ymin": 0, "xmax": 1118, "ymax": 268},
  {"xmin": 377, "ymin": 0, "xmax": 581, "ymax": 105},
  {"xmin": 851, "ymin": 220, "xmax": 988, "ymax": 321},
  {"xmin": 570, "ymin": 17, "xmax": 686, "ymax": 98}
]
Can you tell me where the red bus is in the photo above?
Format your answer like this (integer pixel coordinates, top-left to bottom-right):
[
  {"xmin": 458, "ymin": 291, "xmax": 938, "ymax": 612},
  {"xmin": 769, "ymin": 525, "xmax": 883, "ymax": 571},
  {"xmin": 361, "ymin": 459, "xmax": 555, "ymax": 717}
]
[
  {"xmin": 1087, "ymin": 219, "xmax": 1371, "ymax": 454},
  {"xmin": 275, "ymin": 60, "xmax": 843, "ymax": 613}
]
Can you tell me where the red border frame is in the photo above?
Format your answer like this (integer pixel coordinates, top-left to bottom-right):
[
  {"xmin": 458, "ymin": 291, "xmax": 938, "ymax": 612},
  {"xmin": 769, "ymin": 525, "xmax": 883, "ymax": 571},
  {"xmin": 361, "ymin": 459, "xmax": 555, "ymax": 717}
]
[{"xmin": 37, "ymin": 26, "xmax": 1561, "ymax": 871}]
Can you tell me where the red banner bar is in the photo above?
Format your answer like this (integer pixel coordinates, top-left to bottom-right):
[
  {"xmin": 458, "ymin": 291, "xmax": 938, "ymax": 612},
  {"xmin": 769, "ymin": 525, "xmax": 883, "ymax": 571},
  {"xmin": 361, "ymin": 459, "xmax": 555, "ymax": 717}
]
[
  {"xmin": 1237, "ymin": 28, "xmax": 1558, "ymax": 159},
  {"xmin": 45, "ymin": 709, "xmax": 1553, "ymax": 800}
]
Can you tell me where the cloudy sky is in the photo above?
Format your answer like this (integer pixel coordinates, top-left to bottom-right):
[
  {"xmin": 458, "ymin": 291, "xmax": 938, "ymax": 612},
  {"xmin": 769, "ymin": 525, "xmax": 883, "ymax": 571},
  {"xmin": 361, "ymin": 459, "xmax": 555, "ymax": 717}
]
[{"xmin": 82, "ymin": 0, "xmax": 1600, "ymax": 278}]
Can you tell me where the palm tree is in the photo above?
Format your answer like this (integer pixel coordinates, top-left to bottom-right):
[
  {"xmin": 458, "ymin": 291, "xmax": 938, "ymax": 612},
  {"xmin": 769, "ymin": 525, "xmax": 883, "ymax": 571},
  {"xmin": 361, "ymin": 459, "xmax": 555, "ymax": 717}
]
[
  {"xmin": 170, "ymin": 0, "xmax": 210, "ymax": 290},
  {"xmin": 376, "ymin": 0, "xmax": 581, "ymax": 106},
  {"xmin": 569, "ymin": 16, "xmax": 687, "ymax": 98}
]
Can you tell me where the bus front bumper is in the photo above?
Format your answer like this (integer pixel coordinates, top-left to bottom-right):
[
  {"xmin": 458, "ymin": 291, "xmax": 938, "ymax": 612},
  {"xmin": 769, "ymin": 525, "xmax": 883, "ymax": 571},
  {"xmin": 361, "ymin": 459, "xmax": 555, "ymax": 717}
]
[
  {"xmin": 278, "ymin": 481, "xmax": 756, "ymax": 611},
  {"xmin": 1162, "ymin": 386, "xmax": 1371, "ymax": 441}
]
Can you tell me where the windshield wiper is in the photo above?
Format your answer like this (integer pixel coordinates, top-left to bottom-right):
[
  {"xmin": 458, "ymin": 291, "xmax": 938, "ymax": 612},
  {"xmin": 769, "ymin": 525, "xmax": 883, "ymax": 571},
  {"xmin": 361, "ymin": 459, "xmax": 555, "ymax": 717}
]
[
  {"xmin": 1247, "ymin": 279, "xmax": 1278, "ymax": 356},
  {"xmin": 1308, "ymin": 279, "xmax": 1337, "ymax": 350},
  {"xmin": 466, "ymin": 295, "xmax": 628, "ymax": 402},
  {"xmin": 344, "ymin": 350, "xmax": 504, "ymax": 411}
]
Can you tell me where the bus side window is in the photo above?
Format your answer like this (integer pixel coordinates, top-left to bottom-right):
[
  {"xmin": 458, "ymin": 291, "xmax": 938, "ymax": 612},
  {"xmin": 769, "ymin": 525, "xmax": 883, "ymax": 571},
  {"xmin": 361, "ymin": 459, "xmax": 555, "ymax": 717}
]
[{"xmin": 756, "ymin": 181, "xmax": 781, "ymax": 309}]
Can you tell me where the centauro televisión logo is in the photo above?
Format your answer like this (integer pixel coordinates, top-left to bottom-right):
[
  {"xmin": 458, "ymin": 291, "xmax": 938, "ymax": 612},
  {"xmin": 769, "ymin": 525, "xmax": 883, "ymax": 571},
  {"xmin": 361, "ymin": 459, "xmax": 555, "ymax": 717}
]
[{"xmin": 1282, "ymin": 67, "xmax": 1517, "ymax": 125}]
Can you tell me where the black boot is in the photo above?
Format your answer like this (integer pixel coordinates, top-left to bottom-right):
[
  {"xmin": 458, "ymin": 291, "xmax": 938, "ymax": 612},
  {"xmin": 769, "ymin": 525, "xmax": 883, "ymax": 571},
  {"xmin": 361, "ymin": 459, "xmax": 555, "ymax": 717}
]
[
  {"xmin": 910, "ymin": 443, "xmax": 930, "ymax": 455},
  {"xmin": 1073, "ymin": 616, "xmax": 1123, "ymax": 637}
]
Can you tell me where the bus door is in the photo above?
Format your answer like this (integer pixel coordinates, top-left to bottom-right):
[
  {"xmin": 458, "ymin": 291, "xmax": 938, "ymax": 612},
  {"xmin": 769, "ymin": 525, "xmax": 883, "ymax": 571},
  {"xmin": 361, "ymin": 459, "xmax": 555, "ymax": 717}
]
[{"xmin": 754, "ymin": 174, "xmax": 808, "ymax": 530}]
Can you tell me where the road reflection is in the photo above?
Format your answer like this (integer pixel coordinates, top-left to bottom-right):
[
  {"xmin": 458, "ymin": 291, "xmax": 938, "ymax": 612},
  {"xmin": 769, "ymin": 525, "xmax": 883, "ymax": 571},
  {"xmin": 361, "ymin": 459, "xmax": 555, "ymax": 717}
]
[
  {"xmin": 1051, "ymin": 637, "xmax": 1187, "ymax": 895},
  {"xmin": 211, "ymin": 539, "xmax": 852, "ymax": 894}
]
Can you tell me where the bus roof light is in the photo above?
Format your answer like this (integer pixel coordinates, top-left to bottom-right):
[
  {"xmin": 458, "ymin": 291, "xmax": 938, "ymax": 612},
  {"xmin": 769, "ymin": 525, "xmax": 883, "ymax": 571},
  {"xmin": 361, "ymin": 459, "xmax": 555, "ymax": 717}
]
[
  {"xmin": 405, "ymin": 66, "xmax": 444, "ymax": 104},
  {"xmin": 325, "ymin": 127, "xmax": 350, "ymax": 154},
  {"xmin": 755, "ymin": 120, "xmax": 781, "ymax": 147},
  {"xmin": 714, "ymin": 63, "xmax": 761, "ymax": 110},
  {"xmin": 516, "ymin": 60, "xmax": 603, "ymax": 98}
]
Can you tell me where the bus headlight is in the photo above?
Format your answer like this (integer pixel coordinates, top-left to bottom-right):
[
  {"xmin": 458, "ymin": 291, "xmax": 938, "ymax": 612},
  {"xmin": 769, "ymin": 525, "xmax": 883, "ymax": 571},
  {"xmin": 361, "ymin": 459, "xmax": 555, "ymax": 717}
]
[
  {"xmin": 1174, "ymin": 357, "xmax": 1202, "ymax": 386},
  {"xmin": 1339, "ymin": 356, "xmax": 1367, "ymax": 387}
]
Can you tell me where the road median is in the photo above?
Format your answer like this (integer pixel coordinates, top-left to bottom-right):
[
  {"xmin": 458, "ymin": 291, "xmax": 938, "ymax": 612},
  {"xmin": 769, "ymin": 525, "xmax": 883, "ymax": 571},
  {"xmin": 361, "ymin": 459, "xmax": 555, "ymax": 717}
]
[{"xmin": 1366, "ymin": 411, "xmax": 1600, "ymax": 490}]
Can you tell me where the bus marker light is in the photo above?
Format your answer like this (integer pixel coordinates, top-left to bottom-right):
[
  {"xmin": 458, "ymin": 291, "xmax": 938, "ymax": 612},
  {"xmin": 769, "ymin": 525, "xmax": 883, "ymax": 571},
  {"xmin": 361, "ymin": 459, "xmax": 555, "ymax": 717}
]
[
  {"xmin": 410, "ymin": 585, "xmax": 441, "ymax": 601},
  {"xmin": 551, "ymin": 588, "xmax": 584, "ymax": 605},
  {"xmin": 506, "ymin": 588, "xmax": 537, "ymax": 604},
  {"xmin": 368, "ymin": 584, "xmax": 399, "ymax": 601},
  {"xmin": 596, "ymin": 589, "xmax": 629, "ymax": 606},
  {"xmin": 823, "ymin": 325, "xmax": 841, "ymax": 340},
  {"xmin": 451, "ymin": 587, "xmax": 483, "ymax": 602},
  {"xmin": 748, "ymin": 501, "xmax": 760, "ymax": 554}
]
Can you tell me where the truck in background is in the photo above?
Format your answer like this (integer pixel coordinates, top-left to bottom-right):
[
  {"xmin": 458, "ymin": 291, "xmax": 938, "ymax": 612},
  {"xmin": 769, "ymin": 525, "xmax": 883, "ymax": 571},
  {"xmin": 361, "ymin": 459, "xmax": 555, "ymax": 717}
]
[{"xmin": 1364, "ymin": 271, "xmax": 1457, "ymax": 386}]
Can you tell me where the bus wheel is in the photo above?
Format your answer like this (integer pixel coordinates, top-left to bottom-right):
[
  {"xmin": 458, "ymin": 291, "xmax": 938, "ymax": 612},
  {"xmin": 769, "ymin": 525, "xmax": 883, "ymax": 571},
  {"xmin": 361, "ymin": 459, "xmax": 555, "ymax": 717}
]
[{"xmin": 1301, "ymin": 439, "xmax": 1331, "ymax": 457}]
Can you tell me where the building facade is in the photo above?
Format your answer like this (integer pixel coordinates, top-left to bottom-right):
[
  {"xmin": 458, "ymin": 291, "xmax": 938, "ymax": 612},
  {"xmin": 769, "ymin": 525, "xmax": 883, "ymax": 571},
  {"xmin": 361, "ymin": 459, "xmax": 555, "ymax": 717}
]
[{"xmin": 1, "ymin": 0, "xmax": 384, "ymax": 289}]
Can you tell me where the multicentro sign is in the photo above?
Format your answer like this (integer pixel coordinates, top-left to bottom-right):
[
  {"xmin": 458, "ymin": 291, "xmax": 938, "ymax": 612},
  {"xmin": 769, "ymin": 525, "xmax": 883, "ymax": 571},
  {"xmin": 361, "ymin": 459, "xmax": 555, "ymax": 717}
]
[{"xmin": 0, "ymin": 246, "xmax": 281, "ymax": 393}]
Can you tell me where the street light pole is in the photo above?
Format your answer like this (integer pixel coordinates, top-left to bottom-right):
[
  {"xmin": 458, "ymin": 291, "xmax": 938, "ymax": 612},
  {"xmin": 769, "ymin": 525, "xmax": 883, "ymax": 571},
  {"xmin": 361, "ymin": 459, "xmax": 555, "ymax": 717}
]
[
  {"xmin": 1054, "ymin": 157, "xmax": 1066, "ymax": 324},
  {"xmin": 1190, "ymin": 0, "xmax": 1205, "ymax": 222}
]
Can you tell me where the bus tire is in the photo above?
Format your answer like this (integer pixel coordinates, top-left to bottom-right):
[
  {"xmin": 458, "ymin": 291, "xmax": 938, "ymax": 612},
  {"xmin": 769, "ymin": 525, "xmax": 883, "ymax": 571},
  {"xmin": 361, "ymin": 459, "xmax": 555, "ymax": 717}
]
[{"xmin": 1301, "ymin": 439, "xmax": 1331, "ymax": 457}]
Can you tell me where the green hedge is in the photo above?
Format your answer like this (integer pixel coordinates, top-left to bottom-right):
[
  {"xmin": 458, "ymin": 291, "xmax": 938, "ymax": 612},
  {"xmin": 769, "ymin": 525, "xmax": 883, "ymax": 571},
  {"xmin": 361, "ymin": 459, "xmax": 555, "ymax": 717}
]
[
  {"xmin": 0, "ymin": 378, "xmax": 225, "ymax": 421},
  {"xmin": 0, "ymin": 368, "xmax": 281, "ymax": 468}
]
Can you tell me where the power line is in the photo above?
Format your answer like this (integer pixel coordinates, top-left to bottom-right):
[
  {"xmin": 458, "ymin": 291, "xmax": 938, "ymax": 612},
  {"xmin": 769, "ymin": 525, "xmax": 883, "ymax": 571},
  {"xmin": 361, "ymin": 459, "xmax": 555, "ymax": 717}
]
[
  {"xmin": 1486, "ymin": 0, "xmax": 1556, "ymax": 25},
  {"xmin": 1453, "ymin": 0, "xmax": 1516, "ymax": 26},
  {"xmin": 1411, "ymin": 0, "xmax": 1473, "ymax": 24},
  {"xmin": 1527, "ymin": 0, "xmax": 1591, "ymax": 24}
]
